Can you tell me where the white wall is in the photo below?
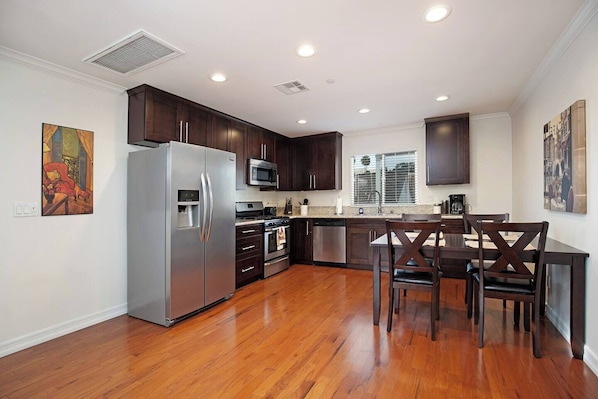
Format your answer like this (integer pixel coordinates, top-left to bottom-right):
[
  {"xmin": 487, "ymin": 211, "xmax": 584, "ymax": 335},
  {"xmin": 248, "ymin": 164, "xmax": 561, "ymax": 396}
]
[
  {"xmin": 0, "ymin": 51, "xmax": 130, "ymax": 356},
  {"xmin": 510, "ymin": 8, "xmax": 598, "ymax": 372},
  {"xmin": 337, "ymin": 113, "xmax": 513, "ymax": 214}
]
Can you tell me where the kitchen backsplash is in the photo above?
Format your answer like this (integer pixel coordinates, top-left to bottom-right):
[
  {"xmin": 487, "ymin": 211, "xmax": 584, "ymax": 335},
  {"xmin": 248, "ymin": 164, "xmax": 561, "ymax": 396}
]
[{"xmin": 234, "ymin": 186, "xmax": 435, "ymax": 216}]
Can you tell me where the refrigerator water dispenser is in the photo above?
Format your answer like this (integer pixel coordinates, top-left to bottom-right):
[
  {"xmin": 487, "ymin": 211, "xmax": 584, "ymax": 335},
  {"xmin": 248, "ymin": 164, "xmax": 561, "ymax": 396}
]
[{"xmin": 177, "ymin": 190, "xmax": 199, "ymax": 228}]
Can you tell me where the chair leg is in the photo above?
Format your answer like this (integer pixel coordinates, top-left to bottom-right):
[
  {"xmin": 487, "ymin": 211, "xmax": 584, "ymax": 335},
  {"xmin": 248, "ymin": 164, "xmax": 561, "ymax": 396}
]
[
  {"xmin": 431, "ymin": 285, "xmax": 437, "ymax": 341},
  {"xmin": 533, "ymin": 303, "xmax": 542, "ymax": 358},
  {"xmin": 524, "ymin": 303, "xmax": 531, "ymax": 332},
  {"xmin": 436, "ymin": 282, "xmax": 441, "ymax": 321},
  {"xmin": 387, "ymin": 285, "xmax": 395, "ymax": 332},
  {"xmin": 465, "ymin": 273, "xmax": 471, "ymax": 304},
  {"xmin": 395, "ymin": 288, "xmax": 400, "ymax": 313},
  {"xmin": 514, "ymin": 301, "xmax": 520, "ymax": 327},
  {"xmin": 466, "ymin": 274, "xmax": 474, "ymax": 319},
  {"xmin": 473, "ymin": 281, "xmax": 480, "ymax": 325},
  {"xmin": 478, "ymin": 289, "xmax": 485, "ymax": 348},
  {"xmin": 503, "ymin": 300, "xmax": 507, "ymax": 308}
]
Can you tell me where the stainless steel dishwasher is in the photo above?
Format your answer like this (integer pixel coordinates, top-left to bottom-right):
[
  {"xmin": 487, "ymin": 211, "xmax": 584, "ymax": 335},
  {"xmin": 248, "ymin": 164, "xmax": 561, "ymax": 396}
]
[{"xmin": 312, "ymin": 219, "xmax": 346, "ymax": 265}]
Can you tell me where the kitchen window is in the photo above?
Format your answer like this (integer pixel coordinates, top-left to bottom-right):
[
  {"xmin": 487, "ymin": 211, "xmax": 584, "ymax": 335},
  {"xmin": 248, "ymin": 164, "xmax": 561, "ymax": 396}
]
[{"xmin": 351, "ymin": 151, "xmax": 418, "ymax": 205}]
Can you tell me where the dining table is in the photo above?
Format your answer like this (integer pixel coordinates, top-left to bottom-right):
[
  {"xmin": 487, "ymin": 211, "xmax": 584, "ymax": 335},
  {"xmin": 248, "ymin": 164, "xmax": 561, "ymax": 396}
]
[{"xmin": 370, "ymin": 232, "xmax": 589, "ymax": 359}]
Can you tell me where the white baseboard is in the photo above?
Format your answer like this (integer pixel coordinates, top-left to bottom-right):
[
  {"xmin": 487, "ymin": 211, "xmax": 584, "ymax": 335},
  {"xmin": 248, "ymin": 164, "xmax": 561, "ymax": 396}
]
[
  {"xmin": 584, "ymin": 346, "xmax": 598, "ymax": 377},
  {"xmin": 547, "ymin": 304, "xmax": 597, "ymax": 377},
  {"xmin": 0, "ymin": 303, "xmax": 127, "ymax": 358},
  {"xmin": 545, "ymin": 303, "xmax": 570, "ymax": 344}
]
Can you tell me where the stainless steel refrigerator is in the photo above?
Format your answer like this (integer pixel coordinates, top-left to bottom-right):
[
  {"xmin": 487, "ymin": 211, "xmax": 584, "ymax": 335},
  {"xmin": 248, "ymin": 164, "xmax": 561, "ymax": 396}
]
[{"xmin": 127, "ymin": 141, "xmax": 236, "ymax": 326}]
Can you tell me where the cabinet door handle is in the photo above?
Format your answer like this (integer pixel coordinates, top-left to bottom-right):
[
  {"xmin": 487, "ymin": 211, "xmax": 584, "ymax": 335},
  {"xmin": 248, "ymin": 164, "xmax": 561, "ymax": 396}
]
[
  {"xmin": 306, "ymin": 221, "xmax": 309, "ymax": 236},
  {"xmin": 241, "ymin": 266, "xmax": 255, "ymax": 273},
  {"xmin": 179, "ymin": 121, "xmax": 183, "ymax": 142},
  {"xmin": 313, "ymin": 175, "xmax": 316, "ymax": 189},
  {"xmin": 185, "ymin": 122, "xmax": 189, "ymax": 143},
  {"xmin": 427, "ymin": 166, "xmax": 430, "ymax": 182},
  {"xmin": 241, "ymin": 229, "xmax": 256, "ymax": 234},
  {"xmin": 264, "ymin": 143, "xmax": 267, "ymax": 159},
  {"xmin": 276, "ymin": 174, "xmax": 279, "ymax": 189},
  {"xmin": 242, "ymin": 245, "xmax": 256, "ymax": 251}
]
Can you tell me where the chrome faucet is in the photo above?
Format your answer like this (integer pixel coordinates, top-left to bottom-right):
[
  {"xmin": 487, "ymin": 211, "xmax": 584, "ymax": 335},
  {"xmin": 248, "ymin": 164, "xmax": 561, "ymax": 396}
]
[{"xmin": 373, "ymin": 190, "xmax": 382, "ymax": 215}]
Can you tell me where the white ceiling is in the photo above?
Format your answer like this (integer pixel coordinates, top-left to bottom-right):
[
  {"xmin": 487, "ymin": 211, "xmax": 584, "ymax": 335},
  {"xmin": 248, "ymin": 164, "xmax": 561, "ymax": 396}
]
[{"xmin": 0, "ymin": 0, "xmax": 586, "ymax": 137}]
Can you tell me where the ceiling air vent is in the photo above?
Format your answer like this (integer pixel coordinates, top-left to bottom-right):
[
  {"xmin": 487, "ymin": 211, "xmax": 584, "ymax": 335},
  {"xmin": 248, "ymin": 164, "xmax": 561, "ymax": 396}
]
[
  {"xmin": 84, "ymin": 30, "xmax": 184, "ymax": 75},
  {"xmin": 274, "ymin": 80, "xmax": 310, "ymax": 95}
]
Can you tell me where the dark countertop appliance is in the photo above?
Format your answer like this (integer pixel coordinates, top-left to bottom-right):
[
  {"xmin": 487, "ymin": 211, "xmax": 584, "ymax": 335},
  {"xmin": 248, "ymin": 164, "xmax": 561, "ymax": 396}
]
[{"xmin": 449, "ymin": 194, "xmax": 466, "ymax": 214}]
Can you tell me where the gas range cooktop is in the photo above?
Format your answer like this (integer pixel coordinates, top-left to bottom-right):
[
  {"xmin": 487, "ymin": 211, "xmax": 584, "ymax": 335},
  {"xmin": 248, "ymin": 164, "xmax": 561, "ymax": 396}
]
[{"xmin": 235, "ymin": 201, "xmax": 289, "ymax": 225}]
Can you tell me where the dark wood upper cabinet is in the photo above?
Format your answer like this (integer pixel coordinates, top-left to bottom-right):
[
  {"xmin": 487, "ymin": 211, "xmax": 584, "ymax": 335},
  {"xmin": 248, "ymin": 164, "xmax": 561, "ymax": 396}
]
[
  {"xmin": 228, "ymin": 120, "xmax": 248, "ymax": 190},
  {"xmin": 127, "ymin": 85, "xmax": 208, "ymax": 147},
  {"xmin": 208, "ymin": 113, "xmax": 230, "ymax": 151},
  {"xmin": 247, "ymin": 126, "xmax": 276, "ymax": 162},
  {"xmin": 184, "ymin": 103, "xmax": 209, "ymax": 146},
  {"xmin": 274, "ymin": 136, "xmax": 293, "ymax": 191},
  {"xmin": 292, "ymin": 132, "xmax": 342, "ymax": 191},
  {"xmin": 425, "ymin": 113, "xmax": 470, "ymax": 185},
  {"xmin": 128, "ymin": 84, "xmax": 342, "ymax": 192}
]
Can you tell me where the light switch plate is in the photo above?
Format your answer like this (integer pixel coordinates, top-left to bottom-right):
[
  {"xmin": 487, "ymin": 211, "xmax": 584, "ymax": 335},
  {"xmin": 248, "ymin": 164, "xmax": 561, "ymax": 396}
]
[{"xmin": 13, "ymin": 202, "xmax": 39, "ymax": 217}]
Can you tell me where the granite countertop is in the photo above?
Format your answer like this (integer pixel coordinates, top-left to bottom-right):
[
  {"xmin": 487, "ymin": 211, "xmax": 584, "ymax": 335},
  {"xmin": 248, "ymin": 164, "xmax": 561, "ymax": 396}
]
[{"xmin": 235, "ymin": 212, "xmax": 463, "ymax": 226}]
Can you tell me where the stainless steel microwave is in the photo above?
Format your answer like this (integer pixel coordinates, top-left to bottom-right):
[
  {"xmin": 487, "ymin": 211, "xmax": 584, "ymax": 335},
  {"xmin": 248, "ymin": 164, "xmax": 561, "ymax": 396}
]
[{"xmin": 247, "ymin": 158, "xmax": 278, "ymax": 187}]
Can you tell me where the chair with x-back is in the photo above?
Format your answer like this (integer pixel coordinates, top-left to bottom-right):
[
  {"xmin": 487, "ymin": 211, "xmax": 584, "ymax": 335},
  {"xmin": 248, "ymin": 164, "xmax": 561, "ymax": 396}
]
[
  {"xmin": 463, "ymin": 213, "xmax": 509, "ymax": 318},
  {"xmin": 386, "ymin": 220, "xmax": 442, "ymax": 340},
  {"xmin": 473, "ymin": 221, "xmax": 548, "ymax": 357}
]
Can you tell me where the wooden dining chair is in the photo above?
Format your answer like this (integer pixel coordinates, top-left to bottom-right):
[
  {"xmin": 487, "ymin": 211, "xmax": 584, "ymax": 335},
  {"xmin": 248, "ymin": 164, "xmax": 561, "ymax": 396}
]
[
  {"xmin": 386, "ymin": 220, "xmax": 442, "ymax": 340},
  {"xmin": 473, "ymin": 221, "xmax": 549, "ymax": 357},
  {"xmin": 399, "ymin": 214, "xmax": 442, "ymax": 299},
  {"xmin": 463, "ymin": 213, "xmax": 510, "ymax": 318}
]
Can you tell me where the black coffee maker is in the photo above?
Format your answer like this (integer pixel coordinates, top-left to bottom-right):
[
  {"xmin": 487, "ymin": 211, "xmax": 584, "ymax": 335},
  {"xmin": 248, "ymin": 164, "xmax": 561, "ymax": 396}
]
[{"xmin": 449, "ymin": 194, "xmax": 466, "ymax": 214}]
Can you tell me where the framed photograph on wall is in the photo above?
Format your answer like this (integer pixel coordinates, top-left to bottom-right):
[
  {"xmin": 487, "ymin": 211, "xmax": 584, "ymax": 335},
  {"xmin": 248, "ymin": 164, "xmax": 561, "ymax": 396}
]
[
  {"xmin": 543, "ymin": 100, "xmax": 586, "ymax": 214},
  {"xmin": 42, "ymin": 123, "xmax": 94, "ymax": 216}
]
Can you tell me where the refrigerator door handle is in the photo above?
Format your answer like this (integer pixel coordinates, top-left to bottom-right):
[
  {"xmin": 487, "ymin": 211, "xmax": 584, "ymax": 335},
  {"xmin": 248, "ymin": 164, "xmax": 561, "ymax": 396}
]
[
  {"xmin": 206, "ymin": 173, "xmax": 214, "ymax": 241},
  {"xmin": 200, "ymin": 172, "xmax": 208, "ymax": 242}
]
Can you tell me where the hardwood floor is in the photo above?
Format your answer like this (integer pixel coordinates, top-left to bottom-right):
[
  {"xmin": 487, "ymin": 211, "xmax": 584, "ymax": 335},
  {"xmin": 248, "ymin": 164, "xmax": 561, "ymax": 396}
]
[{"xmin": 1, "ymin": 265, "xmax": 597, "ymax": 398}]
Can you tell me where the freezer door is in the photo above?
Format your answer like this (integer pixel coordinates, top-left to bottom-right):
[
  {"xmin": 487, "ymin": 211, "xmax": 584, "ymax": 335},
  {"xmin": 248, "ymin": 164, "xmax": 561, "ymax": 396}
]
[
  {"xmin": 204, "ymin": 147, "xmax": 236, "ymax": 305},
  {"xmin": 168, "ymin": 142, "xmax": 206, "ymax": 320}
]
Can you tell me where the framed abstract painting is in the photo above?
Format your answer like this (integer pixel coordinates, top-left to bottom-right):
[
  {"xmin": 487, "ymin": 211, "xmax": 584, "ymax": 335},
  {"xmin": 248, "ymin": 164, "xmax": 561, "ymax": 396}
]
[
  {"xmin": 42, "ymin": 123, "xmax": 94, "ymax": 216},
  {"xmin": 543, "ymin": 100, "xmax": 586, "ymax": 214}
]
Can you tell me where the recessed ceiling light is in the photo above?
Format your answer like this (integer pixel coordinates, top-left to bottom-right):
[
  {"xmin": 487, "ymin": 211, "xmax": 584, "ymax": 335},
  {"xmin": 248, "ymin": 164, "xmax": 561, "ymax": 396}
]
[
  {"xmin": 436, "ymin": 95, "xmax": 450, "ymax": 102},
  {"xmin": 358, "ymin": 108, "xmax": 370, "ymax": 114},
  {"xmin": 210, "ymin": 73, "xmax": 226, "ymax": 82},
  {"xmin": 296, "ymin": 45, "xmax": 316, "ymax": 57},
  {"xmin": 424, "ymin": 5, "xmax": 451, "ymax": 23},
  {"xmin": 297, "ymin": 119, "xmax": 308, "ymax": 124}
]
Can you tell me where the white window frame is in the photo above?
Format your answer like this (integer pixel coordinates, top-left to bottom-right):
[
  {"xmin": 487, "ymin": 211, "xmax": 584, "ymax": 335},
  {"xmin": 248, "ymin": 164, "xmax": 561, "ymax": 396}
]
[{"xmin": 350, "ymin": 151, "xmax": 418, "ymax": 206}]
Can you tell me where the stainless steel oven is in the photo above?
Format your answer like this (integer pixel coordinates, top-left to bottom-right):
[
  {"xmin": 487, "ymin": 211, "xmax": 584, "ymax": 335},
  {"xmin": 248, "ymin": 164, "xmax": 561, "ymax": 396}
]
[{"xmin": 263, "ymin": 217, "xmax": 291, "ymax": 277}]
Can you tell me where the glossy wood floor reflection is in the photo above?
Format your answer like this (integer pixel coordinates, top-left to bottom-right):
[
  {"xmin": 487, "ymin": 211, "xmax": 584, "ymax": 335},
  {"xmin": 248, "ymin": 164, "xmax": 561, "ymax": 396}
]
[{"xmin": 2, "ymin": 265, "xmax": 598, "ymax": 398}]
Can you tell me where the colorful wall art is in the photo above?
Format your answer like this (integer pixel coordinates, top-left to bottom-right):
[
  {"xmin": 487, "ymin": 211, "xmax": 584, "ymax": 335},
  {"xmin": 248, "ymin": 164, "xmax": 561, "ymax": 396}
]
[
  {"xmin": 42, "ymin": 123, "xmax": 94, "ymax": 216},
  {"xmin": 543, "ymin": 100, "xmax": 586, "ymax": 214}
]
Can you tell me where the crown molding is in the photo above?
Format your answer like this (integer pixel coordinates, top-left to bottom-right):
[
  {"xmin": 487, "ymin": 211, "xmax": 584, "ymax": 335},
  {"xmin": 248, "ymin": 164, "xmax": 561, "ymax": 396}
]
[
  {"xmin": 510, "ymin": 0, "xmax": 598, "ymax": 114},
  {"xmin": 0, "ymin": 46, "xmax": 126, "ymax": 94}
]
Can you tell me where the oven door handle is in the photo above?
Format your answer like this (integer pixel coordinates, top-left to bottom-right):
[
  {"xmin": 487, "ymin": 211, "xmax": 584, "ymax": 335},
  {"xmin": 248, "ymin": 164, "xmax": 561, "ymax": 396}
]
[{"xmin": 264, "ymin": 225, "xmax": 290, "ymax": 233}]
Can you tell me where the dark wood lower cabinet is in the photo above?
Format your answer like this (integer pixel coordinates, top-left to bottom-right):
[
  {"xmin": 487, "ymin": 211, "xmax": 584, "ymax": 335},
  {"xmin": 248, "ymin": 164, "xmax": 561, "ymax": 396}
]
[
  {"xmin": 346, "ymin": 219, "xmax": 387, "ymax": 270},
  {"xmin": 289, "ymin": 216, "xmax": 467, "ymax": 277},
  {"xmin": 292, "ymin": 219, "xmax": 312, "ymax": 264},
  {"xmin": 235, "ymin": 223, "xmax": 263, "ymax": 288}
]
